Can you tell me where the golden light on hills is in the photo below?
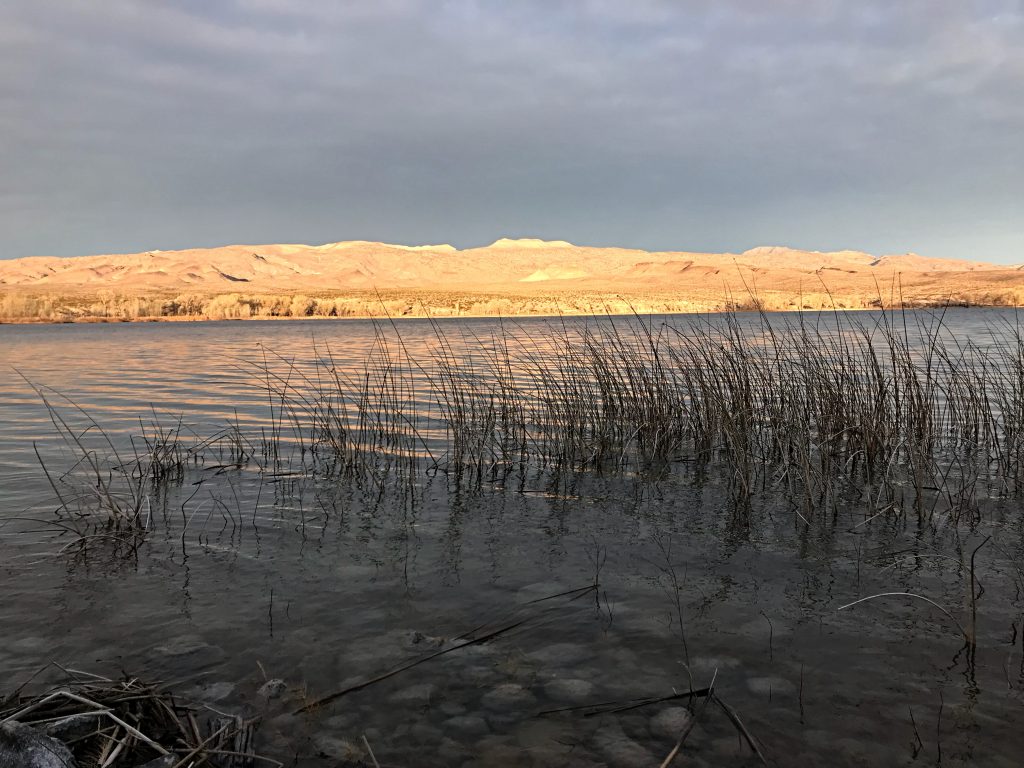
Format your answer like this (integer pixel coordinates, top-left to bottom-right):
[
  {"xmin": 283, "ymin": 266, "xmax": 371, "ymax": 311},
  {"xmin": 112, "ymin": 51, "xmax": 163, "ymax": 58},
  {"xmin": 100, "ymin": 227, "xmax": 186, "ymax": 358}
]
[{"xmin": 1, "ymin": 238, "xmax": 1022, "ymax": 321}]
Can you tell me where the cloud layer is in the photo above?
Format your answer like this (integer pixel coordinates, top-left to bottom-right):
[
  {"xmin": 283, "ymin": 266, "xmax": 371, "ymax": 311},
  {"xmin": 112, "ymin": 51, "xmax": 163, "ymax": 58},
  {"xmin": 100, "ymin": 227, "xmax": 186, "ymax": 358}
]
[{"xmin": 2, "ymin": 0, "xmax": 1022, "ymax": 261}]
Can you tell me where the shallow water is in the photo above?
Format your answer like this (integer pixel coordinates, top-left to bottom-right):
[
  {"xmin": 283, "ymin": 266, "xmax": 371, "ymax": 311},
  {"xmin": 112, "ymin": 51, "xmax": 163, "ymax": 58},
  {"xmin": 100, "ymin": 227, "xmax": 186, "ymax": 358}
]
[{"xmin": 2, "ymin": 312, "xmax": 1024, "ymax": 767}]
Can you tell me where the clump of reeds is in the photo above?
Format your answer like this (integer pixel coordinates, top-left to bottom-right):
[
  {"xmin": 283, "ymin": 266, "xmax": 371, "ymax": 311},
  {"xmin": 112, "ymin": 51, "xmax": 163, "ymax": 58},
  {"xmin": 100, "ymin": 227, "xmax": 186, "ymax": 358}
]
[
  {"xmin": 22, "ymin": 380, "xmax": 199, "ymax": 557},
  {"xmin": 28, "ymin": 305, "xmax": 1024, "ymax": 530},
  {"xmin": 240, "ymin": 306, "xmax": 1024, "ymax": 524},
  {"xmin": 244, "ymin": 331, "xmax": 431, "ymax": 489}
]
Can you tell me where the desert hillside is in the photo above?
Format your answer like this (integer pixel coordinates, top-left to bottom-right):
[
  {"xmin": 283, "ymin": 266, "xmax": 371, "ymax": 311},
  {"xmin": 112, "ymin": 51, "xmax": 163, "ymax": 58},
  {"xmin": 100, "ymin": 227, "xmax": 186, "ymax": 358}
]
[{"xmin": 1, "ymin": 238, "xmax": 1022, "ymax": 321}]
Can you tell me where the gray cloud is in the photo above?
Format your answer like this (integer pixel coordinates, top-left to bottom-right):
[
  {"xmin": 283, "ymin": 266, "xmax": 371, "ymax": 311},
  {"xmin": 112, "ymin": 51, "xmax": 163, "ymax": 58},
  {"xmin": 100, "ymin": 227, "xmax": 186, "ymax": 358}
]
[{"xmin": 1, "ymin": 0, "xmax": 1022, "ymax": 261}]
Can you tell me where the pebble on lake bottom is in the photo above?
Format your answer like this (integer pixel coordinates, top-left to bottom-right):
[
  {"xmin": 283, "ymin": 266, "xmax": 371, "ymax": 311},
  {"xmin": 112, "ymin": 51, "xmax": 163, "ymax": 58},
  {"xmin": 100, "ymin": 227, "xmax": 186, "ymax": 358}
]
[
  {"xmin": 649, "ymin": 706, "xmax": 694, "ymax": 741},
  {"xmin": 443, "ymin": 715, "xmax": 490, "ymax": 736},
  {"xmin": 389, "ymin": 682, "xmax": 437, "ymax": 705},
  {"xmin": 524, "ymin": 642, "xmax": 594, "ymax": 666},
  {"xmin": 153, "ymin": 636, "xmax": 225, "ymax": 662},
  {"xmin": 543, "ymin": 677, "xmax": 595, "ymax": 703},
  {"xmin": 257, "ymin": 678, "xmax": 287, "ymax": 699},
  {"xmin": 481, "ymin": 683, "xmax": 537, "ymax": 711},
  {"xmin": 593, "ymin": 722, "xmax": 658, "ymax": 768}
]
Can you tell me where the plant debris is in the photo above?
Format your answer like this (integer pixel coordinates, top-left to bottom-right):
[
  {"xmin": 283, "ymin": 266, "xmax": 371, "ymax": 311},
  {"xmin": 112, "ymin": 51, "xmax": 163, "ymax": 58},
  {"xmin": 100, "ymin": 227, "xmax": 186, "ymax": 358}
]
[{"xmin": 1, "ymin": 670, "xmax": 273, "ymax": 768}]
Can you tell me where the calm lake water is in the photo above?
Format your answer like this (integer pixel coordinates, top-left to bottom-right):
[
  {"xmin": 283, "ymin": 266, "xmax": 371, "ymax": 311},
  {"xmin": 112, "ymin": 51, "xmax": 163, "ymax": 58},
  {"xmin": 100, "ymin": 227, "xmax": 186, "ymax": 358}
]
[{"xmin": 2, "ymin": 311, "xmax": 1023, "ymax": 767}]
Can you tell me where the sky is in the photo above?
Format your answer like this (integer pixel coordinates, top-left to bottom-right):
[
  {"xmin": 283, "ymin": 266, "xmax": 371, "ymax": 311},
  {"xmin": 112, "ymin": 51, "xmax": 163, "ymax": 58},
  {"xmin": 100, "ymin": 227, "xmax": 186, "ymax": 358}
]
[{"xmin": 2, "ymin": 1, "xmax": 1022, "ymax": 263}]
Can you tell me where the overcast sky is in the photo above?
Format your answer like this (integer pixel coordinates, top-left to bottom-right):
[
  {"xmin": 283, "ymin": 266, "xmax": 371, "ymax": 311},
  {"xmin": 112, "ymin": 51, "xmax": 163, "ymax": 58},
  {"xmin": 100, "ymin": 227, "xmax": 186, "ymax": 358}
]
[{"xmin": 2, "ymin": 1, "xmax": 1022, "ymax": 262}]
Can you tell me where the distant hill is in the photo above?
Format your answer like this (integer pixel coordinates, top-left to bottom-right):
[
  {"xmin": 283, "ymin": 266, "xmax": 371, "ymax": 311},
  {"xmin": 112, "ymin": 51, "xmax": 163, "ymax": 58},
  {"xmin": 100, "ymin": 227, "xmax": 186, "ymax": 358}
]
[{"xmin": 1, "ymin": 238, "xmax": 1022, "ymax": 321}]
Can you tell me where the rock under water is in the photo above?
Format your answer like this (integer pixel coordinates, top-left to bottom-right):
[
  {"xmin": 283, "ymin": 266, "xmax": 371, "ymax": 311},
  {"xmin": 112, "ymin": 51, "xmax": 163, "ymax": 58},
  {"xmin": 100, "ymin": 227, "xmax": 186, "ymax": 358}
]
[{"xmin": 0, "ymin": 720, "xmax": 77, "ymax": 768}]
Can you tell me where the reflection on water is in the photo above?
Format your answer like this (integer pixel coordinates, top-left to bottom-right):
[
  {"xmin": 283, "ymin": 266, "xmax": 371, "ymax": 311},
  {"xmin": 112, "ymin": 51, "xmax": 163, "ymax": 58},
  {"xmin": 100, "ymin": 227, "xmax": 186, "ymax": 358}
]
[{"xmin": 2, "ymin": 312, "xmax": 1024, "ymax": 767}]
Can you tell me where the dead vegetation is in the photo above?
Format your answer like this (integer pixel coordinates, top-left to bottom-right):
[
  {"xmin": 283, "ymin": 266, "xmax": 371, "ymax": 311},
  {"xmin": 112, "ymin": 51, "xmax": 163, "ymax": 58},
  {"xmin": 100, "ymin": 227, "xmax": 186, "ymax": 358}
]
[{"xmin": 0, "ymin": 669, "xmax": 268, "ymax": 768}]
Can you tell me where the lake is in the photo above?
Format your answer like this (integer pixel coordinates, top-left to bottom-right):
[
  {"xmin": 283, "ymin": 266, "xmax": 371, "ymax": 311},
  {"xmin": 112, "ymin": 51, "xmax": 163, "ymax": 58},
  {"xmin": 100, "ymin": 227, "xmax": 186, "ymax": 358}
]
[{"xmin": 2, "ymin": 311, "xmax": 1023, "ymax": 767}]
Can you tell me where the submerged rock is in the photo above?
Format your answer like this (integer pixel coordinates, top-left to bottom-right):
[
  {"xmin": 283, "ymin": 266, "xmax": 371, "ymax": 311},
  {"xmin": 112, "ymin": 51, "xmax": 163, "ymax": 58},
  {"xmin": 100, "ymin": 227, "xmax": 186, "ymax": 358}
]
[
  {"xmin": 543, "ymin": 677, "xmax": 594, "ymax": 703},
  {"xmin": 472, "ymin": 740, "xmax": 527, "ymax": 765},
  {"xmin": 650, "ymin": 706, "xmax": 694, "ymax": 741},
  {"xmin": 439, "ymin": 700, "xmax": 466, "ymax": 717},
  {"xmin": 443, "ymin": 715, "xmax": 489, "ymax": 736},
  {"xmin": 389, "ymin": 682, "xmax": 437, "ymax": 706},
  {"xmin": 408, "ymin": 630, "xmax": 448, "ymax": 648},
  {"xmin": 257, "ymin": 678, "xmax": 287, "ymax": 699},
  {"xmin": 435, "ymin": 736, "xmax": 473, "ymax": 763},
  {"xmin": 152, "ymin": 637, "xmax": 225, "ymax": 664},
  {"xmin": 408, "ymin": 723, "xmax": 443, "ymax": 745},
  {"xmin": 0, "ymin": 720, "xmax": 77, "ymax": 768},
  {"xmin": 461, "ymin": 665, "xmax": 494, "ymax": 685},
  {"xmin": 184, "ymin": 681, "xmax": 235, "ymax": 704},
  {"xmin": 524, "ymin": 642, "xmax": 593, "ymax": 666},
  {"xmin": 481, "ymin": 683, "xmax": 537, "ymax": 711},
  {"xmin": 593, "ymin": 723, "xmax": 657, "ymax": 768},
  {"xmin": 514, "ymin": 719, "xmax": 563, "ymax": 750}
]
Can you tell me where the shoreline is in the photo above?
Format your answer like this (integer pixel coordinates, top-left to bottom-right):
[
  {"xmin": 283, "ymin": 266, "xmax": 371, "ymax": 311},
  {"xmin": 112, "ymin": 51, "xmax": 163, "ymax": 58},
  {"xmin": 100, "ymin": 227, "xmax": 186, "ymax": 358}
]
[{"xmin": 0, "ymin": 301, "xmax": 1007, "ymax": 327}]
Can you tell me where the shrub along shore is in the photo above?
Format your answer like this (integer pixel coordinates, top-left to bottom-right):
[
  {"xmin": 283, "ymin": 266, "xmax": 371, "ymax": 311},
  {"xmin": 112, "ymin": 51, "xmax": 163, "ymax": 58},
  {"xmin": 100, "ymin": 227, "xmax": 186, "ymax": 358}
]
[{"xmin": 2, "ymin": 286, "xmax": 1024, "ymax": 323}]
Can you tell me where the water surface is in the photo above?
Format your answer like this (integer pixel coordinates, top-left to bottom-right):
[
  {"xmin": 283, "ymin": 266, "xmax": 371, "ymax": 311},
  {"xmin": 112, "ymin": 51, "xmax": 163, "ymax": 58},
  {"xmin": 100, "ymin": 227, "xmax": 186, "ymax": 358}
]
[{"xmin": 2, "ymin": 312, "xmax": 1023, "ymax": 767}]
